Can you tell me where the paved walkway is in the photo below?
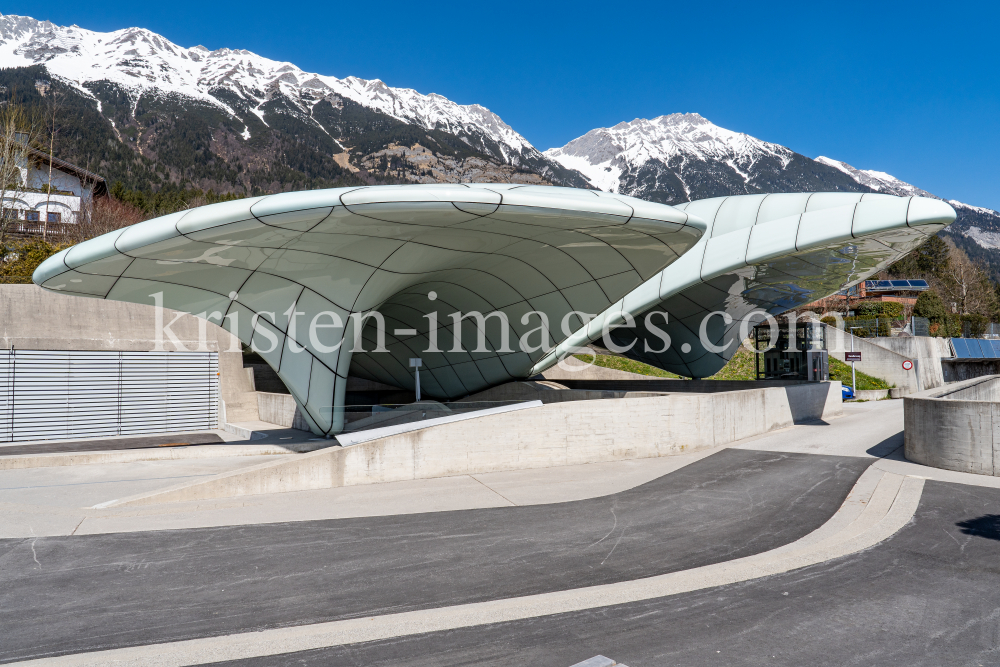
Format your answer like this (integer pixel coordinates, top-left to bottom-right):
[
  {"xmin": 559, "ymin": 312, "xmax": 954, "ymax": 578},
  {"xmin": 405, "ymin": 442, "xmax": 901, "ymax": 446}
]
[{"xmin": 0, "ymin": 399, "xmax": 936, "ymax": 539}]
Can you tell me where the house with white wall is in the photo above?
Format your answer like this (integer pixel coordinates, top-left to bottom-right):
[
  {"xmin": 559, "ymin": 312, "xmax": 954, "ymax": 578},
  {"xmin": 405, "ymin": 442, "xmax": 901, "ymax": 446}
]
[{"xmin": 4, "ymin": 148, "xmax": 106, "ymax": 230}]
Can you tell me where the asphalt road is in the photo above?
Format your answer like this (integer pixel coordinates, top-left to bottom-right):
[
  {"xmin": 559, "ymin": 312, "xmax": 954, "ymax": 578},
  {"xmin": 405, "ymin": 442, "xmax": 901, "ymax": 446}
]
[
  {"xmin": 0, "ymin": 448, "xmax": 869, "ymax": 663},
  {"xmin": 221, "ymin": 480, "xmax": 1000, "ymax": 667}
]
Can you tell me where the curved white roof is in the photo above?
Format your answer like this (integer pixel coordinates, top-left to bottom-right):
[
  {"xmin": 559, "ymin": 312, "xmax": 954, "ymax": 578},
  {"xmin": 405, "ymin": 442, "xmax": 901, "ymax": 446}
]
[
  {"xmin": 34, "ymin": 184, "xmax": 955, "ymax": 431},
  {"xmin": 535, "ymin": 192, "xmax": 956, "ymax": 378},
  {"xmin": 34, "ymin": 184, "xmax": 703, "ymax": 434}
]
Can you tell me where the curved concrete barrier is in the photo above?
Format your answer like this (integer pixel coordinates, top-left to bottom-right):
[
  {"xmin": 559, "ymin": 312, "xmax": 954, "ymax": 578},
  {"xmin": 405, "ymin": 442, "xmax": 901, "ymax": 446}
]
[
  {"xmin": 904, "ymin": 375, "xmax": 1000, "ymax": 475},
  {"xmin": 100, "ymin": 381, "xmax": 842, "ymax": 507}
]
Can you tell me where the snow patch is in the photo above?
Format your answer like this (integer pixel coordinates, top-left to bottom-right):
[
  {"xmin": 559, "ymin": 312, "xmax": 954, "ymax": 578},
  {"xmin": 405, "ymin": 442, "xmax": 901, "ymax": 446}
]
[{"xmin": 963, "ymin": 226, "xmax": 1000, "ymax": 250}]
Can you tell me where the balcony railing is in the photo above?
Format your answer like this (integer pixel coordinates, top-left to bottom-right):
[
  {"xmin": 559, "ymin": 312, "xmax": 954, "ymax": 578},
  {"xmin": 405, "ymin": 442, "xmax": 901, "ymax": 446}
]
[{"xmin": 2, "ymin": 220, "xmax": 78, "ymax": 239}]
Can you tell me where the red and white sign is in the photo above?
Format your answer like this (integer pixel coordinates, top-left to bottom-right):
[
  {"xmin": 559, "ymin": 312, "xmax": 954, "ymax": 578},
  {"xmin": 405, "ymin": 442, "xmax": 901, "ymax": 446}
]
[{"xmin": 902, "ymin": 360, "xmax": 914, "ymax": 371}]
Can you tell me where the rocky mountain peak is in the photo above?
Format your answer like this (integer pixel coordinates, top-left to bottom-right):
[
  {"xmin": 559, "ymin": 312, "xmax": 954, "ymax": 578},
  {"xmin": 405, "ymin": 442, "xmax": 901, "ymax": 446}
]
[{"xmin": 0, "ymin": 13, "xmax": 570, "ymax": 178}]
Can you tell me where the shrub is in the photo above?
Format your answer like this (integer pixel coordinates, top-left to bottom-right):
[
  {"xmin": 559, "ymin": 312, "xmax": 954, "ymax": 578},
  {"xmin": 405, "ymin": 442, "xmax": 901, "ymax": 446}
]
[
  {"xmin": 0, "ymin": 239, "xmax": 69, "ymax": 284},
  {"xmin": 913, "ymin": 290, "xmax": 947, "ymax": 322},
  {"xmin": 962, "ymin": 313, "xmax": 989, "ymax": 338},
  {"xmin": 843, "ymin": 316, "xmax": 891, "ymax": 337},
  {"xmin": 855, "ymin": 300, "xmax": 904, "ymax": 319}
]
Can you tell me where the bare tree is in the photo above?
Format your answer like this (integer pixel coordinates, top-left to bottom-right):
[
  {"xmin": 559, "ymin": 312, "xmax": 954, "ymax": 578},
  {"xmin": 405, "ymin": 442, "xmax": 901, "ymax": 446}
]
[
  {"xmin": 935, "ymin": 242, "xmax": 998, "ymax": 318},
  {"xmin": 69, "ymin": 195, "xmax": 146, "ymax": 242},
  {"xmin": 0, "ymin": 95, "xmax": 42, "ymax": 247},
  {"xmin": 41, "ymin": 87, "xmax": 62, "ymax": 242}
]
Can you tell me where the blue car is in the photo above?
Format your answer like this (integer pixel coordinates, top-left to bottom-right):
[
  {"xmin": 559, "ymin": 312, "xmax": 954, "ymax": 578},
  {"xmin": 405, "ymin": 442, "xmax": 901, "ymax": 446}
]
[{"xmin": 842, "ymin": 385, "xmax": 855, "ymax": 400}]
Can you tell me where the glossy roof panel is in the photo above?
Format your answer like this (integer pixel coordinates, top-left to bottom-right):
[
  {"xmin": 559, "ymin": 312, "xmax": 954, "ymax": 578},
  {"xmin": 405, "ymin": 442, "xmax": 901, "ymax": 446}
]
[{"xmin": 34, "ymin": 183, "xmax": 701, "ymax": 435}]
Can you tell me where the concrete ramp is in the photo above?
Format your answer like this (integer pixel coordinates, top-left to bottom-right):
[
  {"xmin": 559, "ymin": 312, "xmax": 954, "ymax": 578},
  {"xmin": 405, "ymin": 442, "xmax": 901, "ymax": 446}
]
[{"xmin": 98, "ymin": 382, "xmax": 843, "ymax": 507}]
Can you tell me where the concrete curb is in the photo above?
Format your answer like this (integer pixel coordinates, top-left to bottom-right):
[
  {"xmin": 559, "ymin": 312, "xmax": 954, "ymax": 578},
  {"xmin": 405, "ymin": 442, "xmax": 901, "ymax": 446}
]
[
  {"xmin": 15, "ymin": 467, "xmax": 922, "ymax": 667},
  {"xmin": 852, "ymin": 389, "xmax": 890, "ymax": 401},
  {"xmin": 222, "ymin": 423, "xmax": 269, "ymax": 440}
]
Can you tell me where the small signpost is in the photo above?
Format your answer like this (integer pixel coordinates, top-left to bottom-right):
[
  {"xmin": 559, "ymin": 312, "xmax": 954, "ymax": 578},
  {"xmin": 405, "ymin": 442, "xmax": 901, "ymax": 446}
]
[
  {"xmin": 409, "ymin": 358, "xmax": 423, "ymax": 401},
  {"xmin": 845, "ymin": 352, "xmax": 862, "ymax": 361}
]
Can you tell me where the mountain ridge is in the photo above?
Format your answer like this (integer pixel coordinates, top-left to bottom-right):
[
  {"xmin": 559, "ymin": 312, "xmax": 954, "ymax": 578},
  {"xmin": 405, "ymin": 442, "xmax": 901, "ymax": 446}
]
[
  {"xmin": 544, "ymin": 113, "xmax": 1000, "ymax": 277},
  {"xmin": 0, "ymin": 13, "xmax": 589, "ymax": 193},
  {"xmin": 3, "ymin": 13, "xmax": 999, "ymax": 278}
]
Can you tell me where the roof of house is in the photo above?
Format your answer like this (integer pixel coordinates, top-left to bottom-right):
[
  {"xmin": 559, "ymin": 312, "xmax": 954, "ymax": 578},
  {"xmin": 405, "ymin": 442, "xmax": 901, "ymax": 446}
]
[{"xmin": 27, "ymin": 147, "xmax": 107, "ymax": 197}]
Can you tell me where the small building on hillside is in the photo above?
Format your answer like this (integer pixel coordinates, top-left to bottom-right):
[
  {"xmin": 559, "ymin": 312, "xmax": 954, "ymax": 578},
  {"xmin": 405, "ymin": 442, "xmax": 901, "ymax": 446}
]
[
  {"xmin": 3, "ymin": 147, "xmax": 106, "ymax": 235},
  {"xmin": 801, "ymin": 279, "xmax": 931, "ymax": 314},
  {"xmin": 843, "ymin": 279, "xmax": 930, "ymax": 308}
]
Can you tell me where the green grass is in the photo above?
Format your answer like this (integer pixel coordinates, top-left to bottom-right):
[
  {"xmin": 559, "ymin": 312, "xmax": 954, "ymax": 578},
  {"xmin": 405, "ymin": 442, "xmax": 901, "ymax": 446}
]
[
  {"xmin": 829, "ymin": 357, "xmax": 893, "ymax": 390},
  {"xmin": 573, "ymin": 342, "xmax": 760, "ymax": 381},
  {"xmin": 574, "ymin": 344, "xmax": 892, "ymax": 389},
  {"xmin": 705, "ymin": 344, "xmax": 758, "ymax": 381},
  {"xmin": 573, "ymin": 353, "xmax": 680, "ymax": 378}
]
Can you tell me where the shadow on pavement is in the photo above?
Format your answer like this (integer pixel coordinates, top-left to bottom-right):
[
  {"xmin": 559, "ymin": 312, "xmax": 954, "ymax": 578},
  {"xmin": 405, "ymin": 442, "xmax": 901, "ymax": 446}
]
[
  {"xmin": 866, "ymin": 431, "xmax": 904, "ymax": 458},
  {"xmin": 956, "ymin": 514, "xmax": 1000, "ymax": 541}
]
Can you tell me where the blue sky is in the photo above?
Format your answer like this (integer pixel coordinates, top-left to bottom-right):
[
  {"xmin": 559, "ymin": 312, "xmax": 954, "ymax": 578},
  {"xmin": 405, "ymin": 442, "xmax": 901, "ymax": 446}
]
[{"xmin": 12, "ymin": 0, "xmax": 1000, "ymax": 209}]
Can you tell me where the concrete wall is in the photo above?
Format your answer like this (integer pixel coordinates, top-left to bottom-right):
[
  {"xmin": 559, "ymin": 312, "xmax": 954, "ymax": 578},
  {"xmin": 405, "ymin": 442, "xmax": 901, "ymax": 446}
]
[
  {"xmin": 868, "ymin": 336, "xmax": 949, "ymax": 390},
  {"xmin": 942, "ymin": 359, "xmax": 1000, "ymax": 383},
  {"xmin": 556, "ymin": 378, "xmax": 810, "ymax": 394},
  {"xmin": 109, "ymin": 381, "xmax": 843, "ymax": 506},
  {"xmin": 824, "ymin": 325, "xmax": 926, "ymax": 393},
  {"xmin": 0, "ymin": 284, "xmax": 259, "ymax": 422},
  {"xmin": 459, "ymin": 381, "xmax": 666, "ymax": 405},
  {"xmin": 256, "ymin": 392, "xmax": 311, "ymax": 431},
  {"xmin": 932, "ymin": 377, "xmax": 1000, "ymax": 402},
  {"xmin": 904, "ymin": 376, "xmax": 1000, "ymax": 476}
]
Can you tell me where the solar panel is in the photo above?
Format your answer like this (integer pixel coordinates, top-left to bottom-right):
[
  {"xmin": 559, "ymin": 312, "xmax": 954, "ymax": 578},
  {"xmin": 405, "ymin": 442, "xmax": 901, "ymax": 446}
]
[
  {"xmin": 908, "ymin": 279, "xmax": 929, "ymax": 289},
  {"xmin": 877, "ymin": 280, "xmax": 892, "ymax": 289},
  {"xmin": 971, "ymin": 339, "xmax": 988, "ymax": 358},
  {"xmin": 951, "ymin": 338, "xmax": 972, "ymax": 358},
  {"xmin": 889, "ymin": 280, "xmax": 909, "ymax": 287},
  {"xmin": 989, "ymin": 340, "xmax": 1000, "ymax": 358}
]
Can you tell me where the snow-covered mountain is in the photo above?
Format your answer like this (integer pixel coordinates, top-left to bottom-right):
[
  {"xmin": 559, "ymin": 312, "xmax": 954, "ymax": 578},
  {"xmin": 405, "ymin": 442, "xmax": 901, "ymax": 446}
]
[
  {"xmin": 546, "ymin": 114, "xmax": 1000, "ymax": 270},
  {"xmin": 545, "ymin": 113, "xmax": 798, "ymax": 194},
  {"xmin": 4, "ymin": 13, "xmax": 999, "ymax": 272},
  {"xmin": 813, "ymin": 156, "xmax": 937, "ymax": 199},
  {"xmin": 0, "ymin": 13, "xmax": 581, "ymax": 184},
  {"xmin": 544, "ymin": 113, "xmax": 865, "ymax": 203}
]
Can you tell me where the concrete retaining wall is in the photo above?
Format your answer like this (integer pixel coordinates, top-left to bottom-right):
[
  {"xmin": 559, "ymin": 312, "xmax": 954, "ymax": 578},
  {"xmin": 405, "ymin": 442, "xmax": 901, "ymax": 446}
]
[
  {"xmin": 824, "ymin": 325, "xmax": 925, "ymax": 393},
  {"xmin": 256, "ymin": 392, "xmax": 311, "ymax": 431},
  {"xmin": 107, "ymin": 381, "xmax": 843, "ymax": 506},
  {"xmin": 904, "ymin": 375, "xmax": 1000, "ymax": 475},
  {"xmin": 869, "ymin": 336, "xmax": 949, "ymax": 390},
  {"xmin": 0, "ymin": 285, "xmax": 259, "ymax": 422}
]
